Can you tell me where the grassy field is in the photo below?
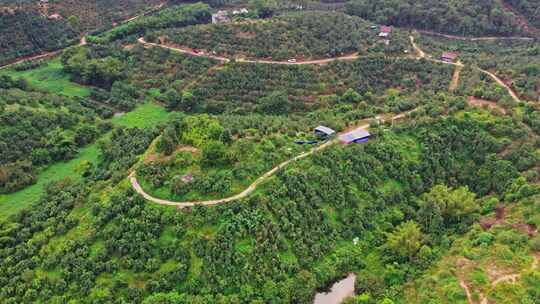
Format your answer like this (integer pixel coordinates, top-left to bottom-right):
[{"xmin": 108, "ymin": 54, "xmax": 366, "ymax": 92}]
[
  {"xmin": 1, "ymin": 58, "xmax": 91, "ymax": 97},
  {"xmin": 112, "ymin": 102, "xmax": 172, "ymax": 128},
  {"xmin": 0, "ymin": 102, "xmax": 171, "ymax": 221},
  {"xmin": 0, "ymin": 144, "xmax": 100, "ymax": 221}
]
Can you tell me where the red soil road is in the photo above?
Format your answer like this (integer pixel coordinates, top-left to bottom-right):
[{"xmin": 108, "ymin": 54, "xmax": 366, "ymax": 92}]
[{"xmin": 137, "ymin": 37, "xmax": 361, "ymax": 65}]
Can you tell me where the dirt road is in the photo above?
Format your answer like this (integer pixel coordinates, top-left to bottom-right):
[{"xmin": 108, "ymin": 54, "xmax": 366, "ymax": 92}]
[
  {"xmin": 138, "ymin": 37, "xmax": 361, "ymax": 65},
  {"xmin": 129, "ymin": 109, "xmax": 421, "ymax": 207},
  {"xmin": 410, "ymin": 35, "xmax": 521, "ymax": 102},
  {"xmin": 449, "ymin": 63, "xmax": 463, "ymax": 91},
  {"xmin": 416, "ymin": 30, "xmax": 535, "ymax": 41}
]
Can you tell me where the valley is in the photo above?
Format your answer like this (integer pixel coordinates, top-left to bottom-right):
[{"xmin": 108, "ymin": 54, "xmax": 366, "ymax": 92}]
[{"xmin": 0, "ymin": 1, "xmax": 539, "ymax": 303}]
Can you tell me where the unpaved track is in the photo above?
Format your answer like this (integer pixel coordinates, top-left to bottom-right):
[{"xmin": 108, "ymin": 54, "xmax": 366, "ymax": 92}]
[
  {"xmin": 138, "ymin": 37, "xmax": 361, "ymax": 65},
  {"xmin": 478, "ymin": 68, "xmax": 521, "ymax": 103},
  {"xmin": 458, "ymin": 254, "xmax": 540, "ymax": 304},
  {"xmin": 450, "ymin": 63, "xmax": 463, "ymax": 91},
  {"xmin": 130, "ymin": 110, "xmax": 420, "ymax": 207},
  {"xmin": 416, "ymin": 30, "xmax": 535, "ymax": 41},
  {"xmin": 410, "ymin": 35, "xmax": 521, "ymax": 102}
]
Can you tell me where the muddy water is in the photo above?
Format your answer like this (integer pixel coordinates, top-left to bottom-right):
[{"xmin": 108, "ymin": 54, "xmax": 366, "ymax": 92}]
[{"xmin": 313, "ymin": 273, "xmax": 356, "ymax": 304}]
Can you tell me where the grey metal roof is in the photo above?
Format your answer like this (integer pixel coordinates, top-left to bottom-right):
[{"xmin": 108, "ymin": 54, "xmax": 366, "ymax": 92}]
[
  {"xmin": 339, "ymin": 128, "xmax": 370, "ymax": 142},
  {"xmin": 314, "ymin": 125, "xmax": 335, "ymax": 135}
]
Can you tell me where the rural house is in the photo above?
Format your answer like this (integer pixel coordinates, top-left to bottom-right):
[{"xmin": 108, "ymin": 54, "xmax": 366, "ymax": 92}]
[
  {"xmin": 441, "ymin": 51, "xmax": 459, "ymax": 63},
  {"xmin": 378, "ymin": 26, "xmax": 392, "ymax": 38}
]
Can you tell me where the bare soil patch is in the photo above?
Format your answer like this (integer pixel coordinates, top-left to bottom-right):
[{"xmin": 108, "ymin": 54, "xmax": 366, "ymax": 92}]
[{"xmin": 468, "ymin": 97, "xmax": 507, "ymax": 114}]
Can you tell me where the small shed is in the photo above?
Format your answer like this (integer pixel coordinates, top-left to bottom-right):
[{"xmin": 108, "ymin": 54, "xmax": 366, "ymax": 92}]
[
  {"xmin": 314, "ymin": 125, "xmax": 336, "ymax": 137},
  {"xmin": 441, "ymin": 52, "xmax": 459, "ymax": 63},
  {"xmin": 339, "ymin": 129, "xmax": 370, "ymax": 144}
]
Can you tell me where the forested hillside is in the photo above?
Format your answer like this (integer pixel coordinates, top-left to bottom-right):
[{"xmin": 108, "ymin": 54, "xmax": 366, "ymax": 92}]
[
  {"xmin": 0, "ymin": 1, "xmax": 539, "ymax": 304},
  {"xmin": 158, "ymin": 11, "xmax": 408, "ymax": 60},
  {"xmin": 0, "ymin": 75, "xmax": 103, "ymax": 194},
  {"xmin": 0, "ymin": 0, "xmax": 164, "ymax": 66},
  {"xmin": 506, "ymin": 0, "xmax": 540, "ymax": 30},
  {"xmin": 0, "ymin": 10, "xmax": 77, "ymax": 65},
  {"xmin": 346, "ymin": 0, "xmax": 529, "ymax": 36}
]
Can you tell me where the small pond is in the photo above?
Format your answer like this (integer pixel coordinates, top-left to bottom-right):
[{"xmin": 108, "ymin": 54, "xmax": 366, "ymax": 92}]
[{"xmin": 313, "ymin": 273, "xmax": 356, "ymax": 304}]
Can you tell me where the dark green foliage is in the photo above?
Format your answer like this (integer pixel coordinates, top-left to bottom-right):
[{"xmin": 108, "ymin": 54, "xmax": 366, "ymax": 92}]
[
  {"xmin": 161, "ymin": 11, "xmax": 406, "ymax": 60},
  {"xmin": 94, "ymin": 2, "xmax": 212, "ymax": 42},
  {"xmin": 96, "ymin": 127, "xmax": 159, "ymax": 181},
  {"xmin": 346, "ymin": 0, "xmax": 525, "ymax": 36},
  {"xmin": 0, "ymin": 10, "xmax": 77, "ymax": 65},
  {"xmin": 0, "ymin": 87, "xmax": 100, "ymax": 193},
  {"xmin": 506, "ymin": 0, "xmax": 540, "ymax": 29}
]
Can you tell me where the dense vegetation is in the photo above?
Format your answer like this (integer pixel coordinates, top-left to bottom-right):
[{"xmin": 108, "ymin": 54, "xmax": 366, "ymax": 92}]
[
  {"xmin": 1, "ymin": 105, "xmax": 538, "ymax": 302},
  {"xmin": 0, "ymin": 76, "xmax": 103, "ymax": 193},
  {"xmin": 0, "ymin": 10, "xmax": 77, "ymax": 65},
  {"xmin": 506, "ymin": 0, "xmax": 540, "ymax": 29},
  {"xmin": 89, "ymin": 2, "xmax": 212, "ymax": 43},
  {"xmin": 158, "ymin": 11, "xmax": 410, "ymax": 60},
  {"xmin": 415, "ymin": 34, "xmax": 540, "ymax": 101},
  {"xmin": 1, "ymin": 2, "xmax": 539, "ymax": 304},
  {"xmin": 346, "ymin": 0, "xmax": 527, "ymax": 36}
]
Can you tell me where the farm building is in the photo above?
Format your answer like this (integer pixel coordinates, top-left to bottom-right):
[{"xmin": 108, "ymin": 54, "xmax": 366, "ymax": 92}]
[
  {"xmin": 441, "ymin": 52, "xmax": 459, "ymax": 63},
  {"xmin": 314, "ymin": 125, "xmax": 335, "ymax": 137},
  {"xmin": 378, "ymin": 26, "xmax": 392, "ymax": 37},
  {"xmin": 339, "ymin": 129, "xmax": 370, "ymax": 144}
]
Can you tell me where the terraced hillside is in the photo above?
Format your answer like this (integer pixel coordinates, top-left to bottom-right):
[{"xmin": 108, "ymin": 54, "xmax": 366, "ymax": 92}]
[
  {"xmin": 346, "ymin": 0, "xmax": 531, "ymax": 36},
  {"xmin": 157, "ymin": 11, "xmax": 410, "ymax": 60},
  {"xmin": 0, "ymin": 0, "xmax": 163, "ymax": 65},
  {"xmin": 0, "ymin": 9, "xmax": 77, "ymax": 65}
]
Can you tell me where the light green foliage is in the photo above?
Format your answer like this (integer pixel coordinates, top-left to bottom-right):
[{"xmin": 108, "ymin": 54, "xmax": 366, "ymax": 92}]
[
  {"xmin": 181, "ymin": 115, "xmax": 224, "ymax": 147},
  {"xmin": 2, "ymin": 58, "xmax": 90, "ymax": 97},
  {"xmin": 418, "ymin": 185, "xmax": 478, "ymax": 233},
  {"xmin": 386, "ymin": 221, "xmax": 425, "ymax": 261}
]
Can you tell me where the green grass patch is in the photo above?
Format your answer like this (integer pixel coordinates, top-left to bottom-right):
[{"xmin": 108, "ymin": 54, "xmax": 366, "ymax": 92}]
[
  {"xmin": 0, "ymin": 144, "xmax": 100, "ymax": 221},
  {"xmin": 112, "ymin": 103, "xmax": 172, "ymax": 129},
  {"xmin": 0, "ymin": 102, "xmax": 169, "ymax": 220},
  {"xmin": 235, "ymin": 238, "xmax": 254, "ymax": 254},
  {"xmin": 2, "ymin": 58, "xmax": 91, "ymax": 97}
]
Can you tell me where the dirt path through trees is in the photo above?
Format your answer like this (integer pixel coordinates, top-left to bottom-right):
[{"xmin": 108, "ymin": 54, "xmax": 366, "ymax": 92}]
[
  {"xmin": 138, "ymin": 37, "xmax": 361, "ymax": 65},
  {"xmin": 449, "ymin": 63, "xmax": 463, "ymax": 91},
  {"xmin": 129, "ymin": 109, "xmax": 420, "ymax": 207},
  {"xmin": 457, "ymin": 254, "xmax": 540, "ymax": 304},
  {"xmin": 409, "ymin": 35, "xmax": 521, "ymax": 103}
]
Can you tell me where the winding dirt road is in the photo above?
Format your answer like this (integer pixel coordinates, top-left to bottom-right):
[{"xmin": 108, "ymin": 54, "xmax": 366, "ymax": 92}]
[
  {"xmin": 410, "ymin": 35, "xmax": 521, "ymax": 103},
  {"xmin": 138, "ymin": 37, "xmax": 361, "ymax": 65},
  {"xmin": 416, "ymin": 30, "xmax": 535, "ymax": 41},
  {"xmin": 130, "ymin": 109, "xmax": 420, "ymax": 207}
]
